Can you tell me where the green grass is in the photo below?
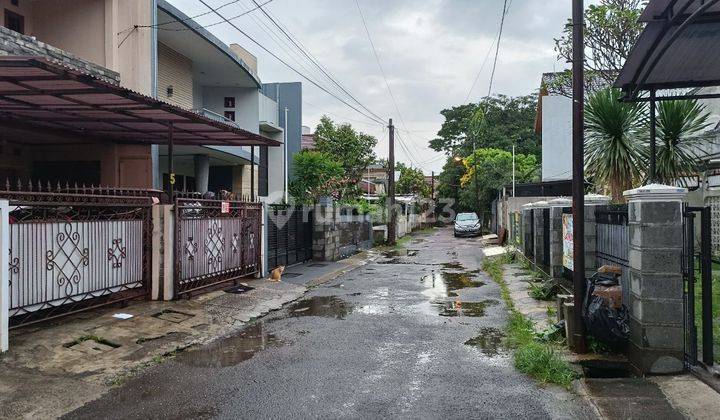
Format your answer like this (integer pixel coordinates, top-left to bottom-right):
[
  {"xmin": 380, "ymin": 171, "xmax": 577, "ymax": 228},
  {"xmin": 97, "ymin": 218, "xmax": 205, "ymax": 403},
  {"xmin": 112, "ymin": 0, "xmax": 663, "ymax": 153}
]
[
  {"xmin": 692, "ymin": 265, "xmax": 720, "ymax": 363},
  {"xmin": 483, "ymin": 256, "xmax": 578, "ymax": 389}
]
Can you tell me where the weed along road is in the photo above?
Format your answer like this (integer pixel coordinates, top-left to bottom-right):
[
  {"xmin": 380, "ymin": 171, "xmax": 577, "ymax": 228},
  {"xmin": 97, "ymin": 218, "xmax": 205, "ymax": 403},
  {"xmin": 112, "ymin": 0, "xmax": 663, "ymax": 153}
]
[{"xmin": 66, "ymin": 228, "xmax": 593, "ymax": 419}]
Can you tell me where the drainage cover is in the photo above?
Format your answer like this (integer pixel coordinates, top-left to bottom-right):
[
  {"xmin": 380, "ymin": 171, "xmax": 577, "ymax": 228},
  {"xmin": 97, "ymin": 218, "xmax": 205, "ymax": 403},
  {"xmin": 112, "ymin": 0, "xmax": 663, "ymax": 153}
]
[
  {"xmin": 308, "ymin": 263, "xmax": 327, "ymax": 267},
  {"xmin": 152, "ymin": 309, "xmax": 195, "ymax": 323},
  {"xmin": 224, "ymin": 284, "xmax": 255, "ymax": 294}
]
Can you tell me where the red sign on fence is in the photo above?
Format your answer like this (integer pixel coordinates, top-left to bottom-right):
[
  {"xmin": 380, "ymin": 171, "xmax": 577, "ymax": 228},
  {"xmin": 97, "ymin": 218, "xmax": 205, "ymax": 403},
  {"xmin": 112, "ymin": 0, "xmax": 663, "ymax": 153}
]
[{"xmin": 221, "ymin": 201, "xmax": 230, "ymax": 214}]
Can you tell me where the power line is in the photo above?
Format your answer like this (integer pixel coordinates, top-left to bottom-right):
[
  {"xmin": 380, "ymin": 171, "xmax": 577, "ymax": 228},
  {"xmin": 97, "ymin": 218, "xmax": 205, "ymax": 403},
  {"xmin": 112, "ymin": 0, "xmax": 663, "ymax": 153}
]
[
  {"xmin": 195, "ymin": 0, "xmax": 386, "ymax": 126},
  {"xmin": 249, "ymin": 0, "xmax": 386, "ymax": 124},
  {"xmin": 354, "ymin": 0, "xmax": 424, "ymax": 167},
  {"xmin": 118, "ymin": 0, "xmax": 273, "ymax": 34},
  {"xmin": 487, "ymin": 0, "xmax": 510, "ymax": 98}
]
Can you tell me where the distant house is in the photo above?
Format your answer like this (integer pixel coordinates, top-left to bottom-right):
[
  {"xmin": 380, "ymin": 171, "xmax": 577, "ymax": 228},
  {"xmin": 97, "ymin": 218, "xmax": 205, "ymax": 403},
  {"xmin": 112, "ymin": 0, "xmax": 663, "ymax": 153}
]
[{"xmin": 301, "ymin": 126, "xmax": 316, "ymax": 150}]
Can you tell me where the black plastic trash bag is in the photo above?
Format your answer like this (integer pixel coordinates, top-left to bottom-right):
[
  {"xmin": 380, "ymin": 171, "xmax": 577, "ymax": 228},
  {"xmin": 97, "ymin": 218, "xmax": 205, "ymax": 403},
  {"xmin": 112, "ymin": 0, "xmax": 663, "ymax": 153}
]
[{"xmin": 582, "ymin": 274, "xmax": 630, "ymax": 347}]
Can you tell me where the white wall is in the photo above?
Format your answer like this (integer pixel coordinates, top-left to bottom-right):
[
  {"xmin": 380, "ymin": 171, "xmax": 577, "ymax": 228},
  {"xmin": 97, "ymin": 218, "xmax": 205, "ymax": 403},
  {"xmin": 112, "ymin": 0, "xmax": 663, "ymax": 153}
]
[
  {"xmin": 541, "ymin": 95, "xmax": 573, "ymax": 181},
  {"xmin": 201, "ymin": 86, "xmax": 259, "ymax": 134}
]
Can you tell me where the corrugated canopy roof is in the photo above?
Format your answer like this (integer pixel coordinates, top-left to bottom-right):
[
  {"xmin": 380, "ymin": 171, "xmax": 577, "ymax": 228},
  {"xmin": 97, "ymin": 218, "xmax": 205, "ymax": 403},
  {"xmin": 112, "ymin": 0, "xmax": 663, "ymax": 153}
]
[
  {"xmin": 0, "ymin": 56, "xmax": 280, "ymax": 147},
  {"xmin": 615, "ymin": 0, "xmax": 720, "ymax": 96}
]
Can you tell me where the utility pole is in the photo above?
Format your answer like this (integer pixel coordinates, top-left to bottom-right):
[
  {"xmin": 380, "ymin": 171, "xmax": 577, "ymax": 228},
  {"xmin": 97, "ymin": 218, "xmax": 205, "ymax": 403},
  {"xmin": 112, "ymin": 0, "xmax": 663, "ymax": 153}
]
[
  {"xmin": 571, "ymin": 0, "xmax": 587, "ymax": 353},
  {"xmin": 283, "ymin": 106, "xmax": 289, "ymax": 203},
  {"xmin": 512, "ymin": 144, "xmax": 516, "ymax": 197},
  {"xmin": 387, "ymin": 118, "xmax": 396, "ymax": 245},
  {"xmin": 431, "ymin": 170, "xmax": 435, "ymax": 199}
]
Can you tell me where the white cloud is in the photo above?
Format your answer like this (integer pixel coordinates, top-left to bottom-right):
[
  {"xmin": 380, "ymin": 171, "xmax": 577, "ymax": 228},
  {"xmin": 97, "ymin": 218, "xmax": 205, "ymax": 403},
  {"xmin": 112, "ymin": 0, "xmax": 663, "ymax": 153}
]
[{"xmin": 168, "ymin": 0, "xmax": 576, "ymax": 173}]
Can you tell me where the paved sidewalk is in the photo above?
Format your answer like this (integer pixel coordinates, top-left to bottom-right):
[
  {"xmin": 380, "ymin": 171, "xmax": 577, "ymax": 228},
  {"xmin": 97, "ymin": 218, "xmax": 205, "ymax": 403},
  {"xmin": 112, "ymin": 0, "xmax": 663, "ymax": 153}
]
[
  {"xmin": 0, "ymin": 254, "xmax": 369, "ymax": 419},
  {"xmin": 482, "ymin": 244, "xmax": 720, "ymax": 418}
]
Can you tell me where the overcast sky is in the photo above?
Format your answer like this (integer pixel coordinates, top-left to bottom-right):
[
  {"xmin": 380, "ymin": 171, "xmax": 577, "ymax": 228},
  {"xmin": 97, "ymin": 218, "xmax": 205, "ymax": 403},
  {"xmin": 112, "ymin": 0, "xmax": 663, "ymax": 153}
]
[{"xmin": 169, "ymin": 0, "xmax": 588, "ymax": 174}]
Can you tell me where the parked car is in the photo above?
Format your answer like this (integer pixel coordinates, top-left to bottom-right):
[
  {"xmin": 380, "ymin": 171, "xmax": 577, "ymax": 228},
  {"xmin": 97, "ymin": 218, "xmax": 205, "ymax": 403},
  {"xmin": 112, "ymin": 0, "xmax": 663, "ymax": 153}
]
[{"xmin": 454, "ymin": 212, "xmax": 481, "ymax": 237}]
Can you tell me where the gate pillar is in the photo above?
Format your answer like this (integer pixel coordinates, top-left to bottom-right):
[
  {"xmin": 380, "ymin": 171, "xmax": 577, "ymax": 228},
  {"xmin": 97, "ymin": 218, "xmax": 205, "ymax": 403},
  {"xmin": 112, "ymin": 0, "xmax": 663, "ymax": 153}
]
[
  {"xmin": 584, "ymin": 194, "xmax": 611, "ymax": 280},
  {"xmin": 624, "ymin": 184, "xmax": 687, "ymax": 374},
  {"xmin": 151, "ymin": 204, "xmax": 175, "ymax": 301},
  {"xmin": 548, "ymin": 198, "xmax": 572, "ymax": 281},
  {"xmin": 533, "ymin": 201, "xmax": 549, "ymax": 270},
  {"xmin": 521, "ymin": 203, "xmax": 535, "ymax": 259}
]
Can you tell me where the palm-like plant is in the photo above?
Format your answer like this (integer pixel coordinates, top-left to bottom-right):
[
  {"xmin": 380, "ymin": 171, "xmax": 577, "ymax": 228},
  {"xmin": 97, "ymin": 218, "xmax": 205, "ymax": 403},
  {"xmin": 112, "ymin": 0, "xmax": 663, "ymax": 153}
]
[
  {"xmin": 584, "ymin": 88, "xmax": 646, "ymax": 201},
  {"xmin": 655, "ymin": 99, "xmax": 713, "ymax": 186}
]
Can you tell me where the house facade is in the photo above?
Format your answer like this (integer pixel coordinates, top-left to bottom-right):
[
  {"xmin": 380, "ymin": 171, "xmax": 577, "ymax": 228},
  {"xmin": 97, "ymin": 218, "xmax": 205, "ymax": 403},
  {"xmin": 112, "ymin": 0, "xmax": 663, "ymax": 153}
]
[{"xmin": 0, "ymin": 0, "xmax": 298, "ymax": 201}]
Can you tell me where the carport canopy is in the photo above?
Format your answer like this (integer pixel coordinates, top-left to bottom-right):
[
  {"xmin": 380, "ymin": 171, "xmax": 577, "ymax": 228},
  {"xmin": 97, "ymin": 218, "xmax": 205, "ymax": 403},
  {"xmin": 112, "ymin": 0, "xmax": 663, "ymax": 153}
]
[
  {"xmin": 615, "ymin": 0, "xmax": 720, "ymax": 99},
  {"xmin": 0, "ymin": 56, "xmax": 281, "ymax": 147}
]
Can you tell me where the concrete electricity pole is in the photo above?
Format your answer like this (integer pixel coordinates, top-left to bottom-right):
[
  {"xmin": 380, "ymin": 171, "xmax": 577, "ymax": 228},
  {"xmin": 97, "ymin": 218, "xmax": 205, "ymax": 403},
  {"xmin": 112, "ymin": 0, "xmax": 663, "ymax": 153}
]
[
  {"xmin": 571, "ymin": 0, "xmax": 587, "ymax": 353},
  {"xmin": 387, "ymin": 118, "xmax": 396, "ymax": 246}
]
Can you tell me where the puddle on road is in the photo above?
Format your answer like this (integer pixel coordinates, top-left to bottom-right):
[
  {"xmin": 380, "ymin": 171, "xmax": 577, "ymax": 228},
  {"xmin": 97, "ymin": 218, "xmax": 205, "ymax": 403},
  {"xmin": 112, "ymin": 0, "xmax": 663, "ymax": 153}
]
[
  {"xmin": 287, "ymin": 296, "xmax": 353, "ymax": 319},
  {"xmin": 421, "ymin": 271, "xmax": 486, "ymax": 299},
  {"xmin": 178, "ymin": 323, "xmax": 282, "ymax": 368},
  {"xmin": 437, "ymin": 299, "xmax": 499, "ymax": 317},
  {"xmin": 381, "ymin": 249, "xmax": 418, "ymax": 258},
  {"xmin": 464, "ymin": 327, "xmax": 506, "ymax": 356},
  {"xmin": 441, "ymin": 261, "xmax": 464, "ymax": 270}
]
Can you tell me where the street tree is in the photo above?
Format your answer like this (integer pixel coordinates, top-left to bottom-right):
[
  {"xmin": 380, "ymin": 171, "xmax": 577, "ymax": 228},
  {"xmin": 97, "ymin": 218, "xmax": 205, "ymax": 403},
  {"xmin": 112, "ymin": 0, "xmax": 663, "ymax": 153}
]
[
  {"xmin": 459, "ymin": 148, "xmax": 538, "ymax": 213},
  {"xmin": 551, "ymin": 0, "xmax": 645, "ymax": 95},
  {"xmin": 314, "ymin": 116, "xmax": 378, "ymax": 200},
  {"xmin": 289, "ymin": 150, "xmax": 345, "ymax": 204},
  {"xmin": 396, "ymin": 165, "xmax": 430, "ymax": 198},
  {"xmin": 429, "ymin": 94, "xmax": 540, "ymax": 160}
]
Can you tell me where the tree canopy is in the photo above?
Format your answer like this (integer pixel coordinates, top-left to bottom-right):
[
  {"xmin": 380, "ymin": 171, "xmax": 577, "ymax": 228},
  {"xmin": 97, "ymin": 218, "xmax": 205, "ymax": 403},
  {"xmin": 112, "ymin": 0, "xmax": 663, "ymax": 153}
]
[
  {"xmin": 459, "ymin": 148, "xmax": 538, "ymax": 212},
  {"xmin": 314, "ymin": 116, "xmax": 378, "ymax": 199},
  {"xmin": 396, "ymin": 165, "xmax": 430, "ymax": 198},
  {"xmin": 551, "ymin": 0, "xmax": 645, "ymax": 95},
  {"xmin": 429, "ymin": 94, "xmax": 541, "ymax": 160},
  {"xmin": 289, "ymin": 150, "xmax": 346, "ymax": 204}
]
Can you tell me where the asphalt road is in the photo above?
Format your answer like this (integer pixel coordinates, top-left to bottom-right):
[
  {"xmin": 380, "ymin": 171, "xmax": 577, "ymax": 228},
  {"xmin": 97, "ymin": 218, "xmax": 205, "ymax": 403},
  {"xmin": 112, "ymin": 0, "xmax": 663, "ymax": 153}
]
[{"xmin": 66, "ymin": 228, "xmax": 593, "ymax": 419}]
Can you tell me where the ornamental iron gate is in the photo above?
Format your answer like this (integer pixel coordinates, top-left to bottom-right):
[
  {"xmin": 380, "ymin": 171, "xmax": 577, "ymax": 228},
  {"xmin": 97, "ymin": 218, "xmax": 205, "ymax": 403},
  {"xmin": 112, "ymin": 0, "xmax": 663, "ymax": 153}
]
[
  {"xmin": 4, "ymin": 189, "xmax": 153, "ymax": 327},
  {"xmin": 683, "ymin": 206, "xmax": 714, "ymax": 368},
  {"xmin": 174, "ymin": 198, "xmax": 261, "ymax": 297},
  {"xmin": 268, "ymin": 205, "xmax": 314, "ymax": 269}
]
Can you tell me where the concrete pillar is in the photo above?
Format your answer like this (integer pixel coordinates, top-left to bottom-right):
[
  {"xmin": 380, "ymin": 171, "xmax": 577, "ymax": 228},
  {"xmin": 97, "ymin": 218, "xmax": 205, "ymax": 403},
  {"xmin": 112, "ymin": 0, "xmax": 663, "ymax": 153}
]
[
  {"xmin": 521, "ymin": 203, "xmax": 535, "ymax": 258},
  {"xmin": 151, "ymin": 204, "xmax": 175, "ymax": 301},
  {"xmin": 261, "ymin": 203, "xmax": 268, "ymax": 277},
  {"xmin": 624, "ymin": 184, "xmax": 687, "ymax": 374},
  {"xmin": 548, "ymin": 198, "xmax": 572, "ymax": 281},
  {"xmin": 0, "ymin": 199, "xmax": 9, "ymax": 352},
  {"xmin": 194, "ymin": 155, "xmax": 210, "ymax": 193},
  {"xmin": 533, "ymin": 201, "xmax": 549, "ymax": 269}
]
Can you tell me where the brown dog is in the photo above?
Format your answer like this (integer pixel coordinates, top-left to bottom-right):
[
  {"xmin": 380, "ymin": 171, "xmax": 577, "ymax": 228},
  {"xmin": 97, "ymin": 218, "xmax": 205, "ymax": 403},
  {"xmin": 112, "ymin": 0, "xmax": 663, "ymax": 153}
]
[{"xmin": 269, "ymin": 266, "xmax": 285, "ymax": 281}]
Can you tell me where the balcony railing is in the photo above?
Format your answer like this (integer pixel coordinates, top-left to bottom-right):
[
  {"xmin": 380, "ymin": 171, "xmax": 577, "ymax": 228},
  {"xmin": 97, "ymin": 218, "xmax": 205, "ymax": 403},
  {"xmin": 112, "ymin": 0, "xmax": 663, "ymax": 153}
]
[
  {"xmin": 193, "ymin": 108, "xmax": 240, "ymax": 128},
  {"xmin": 259, "ymin": 94, "xmax": 279, "ymax": 126}
]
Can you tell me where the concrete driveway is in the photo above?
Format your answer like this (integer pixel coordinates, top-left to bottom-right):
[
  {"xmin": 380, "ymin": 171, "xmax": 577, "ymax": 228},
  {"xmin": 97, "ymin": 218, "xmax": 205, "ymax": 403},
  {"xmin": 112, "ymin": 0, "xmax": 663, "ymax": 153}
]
[{"xmin": 65, "ymin": 227, "xmax": 594, "ymax": 419}]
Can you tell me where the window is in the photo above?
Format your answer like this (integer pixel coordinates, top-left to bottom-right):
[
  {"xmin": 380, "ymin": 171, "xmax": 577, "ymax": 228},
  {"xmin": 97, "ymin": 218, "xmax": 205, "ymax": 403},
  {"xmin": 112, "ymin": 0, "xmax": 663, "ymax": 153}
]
[
  {"xmin": 5, "ymin": 9, "xmax": 24, "ymax": 34},
  {"xmin": 224, "ymin": 97, "xmax": 235, "ymax": 108},
  {"xmin": 224, "ymin": 111, "xmax": 236, "ymax": 122}
]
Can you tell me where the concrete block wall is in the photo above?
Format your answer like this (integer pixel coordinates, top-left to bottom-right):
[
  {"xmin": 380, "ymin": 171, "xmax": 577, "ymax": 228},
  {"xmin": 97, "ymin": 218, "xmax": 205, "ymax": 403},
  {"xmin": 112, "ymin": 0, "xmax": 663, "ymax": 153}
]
[
  {"xmin": 533, "ymin": 202, "xmax": 549, "ymax": 269},
  {"xmin": 0, "ymin": 26, "xmax": 120, "ymax": 85},
  {"xmin": 313, "ymin": 205, "xmax": 373, "ymax": 262},
  {"xmin": 624, "ymin": 184, "xmax": 687, "ymax": 374},
  {"xmin": 522, "ymin": 208, "xmax": 533, "ymax": 257}
]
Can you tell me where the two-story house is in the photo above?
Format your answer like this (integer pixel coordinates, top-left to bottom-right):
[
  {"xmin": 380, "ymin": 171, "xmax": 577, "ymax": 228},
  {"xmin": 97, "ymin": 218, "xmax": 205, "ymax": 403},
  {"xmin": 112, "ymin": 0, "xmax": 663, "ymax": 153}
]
[{"xmin": 0, "ymin": 0, "xmax": 298, "ymax": 202}]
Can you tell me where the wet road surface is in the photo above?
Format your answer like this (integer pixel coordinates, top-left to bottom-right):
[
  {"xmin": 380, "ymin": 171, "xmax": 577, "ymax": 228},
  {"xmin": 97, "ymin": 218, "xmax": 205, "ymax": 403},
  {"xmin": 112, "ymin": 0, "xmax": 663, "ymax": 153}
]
[{"xmin": 67, "ymin": 228, "xmax": 593, "ymax": 419}]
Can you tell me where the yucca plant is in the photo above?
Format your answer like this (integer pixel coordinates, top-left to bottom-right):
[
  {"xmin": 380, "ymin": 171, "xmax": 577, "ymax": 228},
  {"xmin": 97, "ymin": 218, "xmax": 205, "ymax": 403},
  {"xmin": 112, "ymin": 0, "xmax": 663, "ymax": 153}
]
[
  {"xmin": 584, "ymin": 88, "xmax": 646, "ymax": 201},
  {"xmin": 655, "ymin": 99, "xmax": 713, "ymax": 186}
]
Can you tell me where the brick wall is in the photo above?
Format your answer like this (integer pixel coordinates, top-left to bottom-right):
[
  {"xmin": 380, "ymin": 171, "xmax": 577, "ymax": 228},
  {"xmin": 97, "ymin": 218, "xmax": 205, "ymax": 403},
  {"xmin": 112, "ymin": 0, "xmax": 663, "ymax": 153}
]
[{"xmin": 0, "ymin": 26, "xmax": 120, "ymax": 85}]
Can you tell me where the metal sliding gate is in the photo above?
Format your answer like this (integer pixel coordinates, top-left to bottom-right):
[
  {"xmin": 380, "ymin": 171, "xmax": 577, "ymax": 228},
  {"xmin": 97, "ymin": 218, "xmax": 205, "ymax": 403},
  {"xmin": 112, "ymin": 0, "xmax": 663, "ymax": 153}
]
[
  {"xmin": 268, "ymin": 205, "xmax": 314, "ymax": 269},
  {"xmin": 595, "ymin": 204, "xmax": 630, "ymax": 302},
  {"xmin": 5, "ymin": 190, "xmax": 153, "ymax": 327},
  {"xmin": 174, "ymin": 198, "xmax": 262, "ymax": 297},
  {"xmin": 683, "ymin": 206, "xmax": 714, "ymax": 369}
]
